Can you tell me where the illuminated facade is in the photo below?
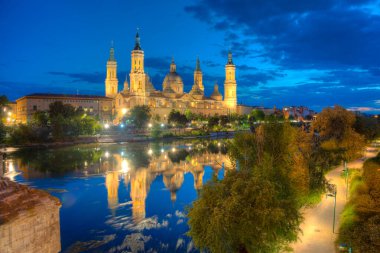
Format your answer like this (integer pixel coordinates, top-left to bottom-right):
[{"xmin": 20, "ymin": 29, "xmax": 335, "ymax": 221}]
[
  {"xmin": 108, "ymin": 32, "xmax": 239, "ymax": 123},
  {"xmin": 15, "ymin": 94, "xmax": 113, "ymax": 124}
]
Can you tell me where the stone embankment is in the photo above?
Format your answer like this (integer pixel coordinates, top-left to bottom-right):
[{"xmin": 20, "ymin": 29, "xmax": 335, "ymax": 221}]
[{"xmin": 0, "ymin": 177, "xmax": 61, "ymax": 253}]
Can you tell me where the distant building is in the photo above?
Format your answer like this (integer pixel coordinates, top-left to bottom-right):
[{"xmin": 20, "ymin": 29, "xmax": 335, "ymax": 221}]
[
  {"xmin": 108, "ymin": 32, "xmax": 239, "ymax": 123},
  {"xmin": 16, "ymin": 93, "xmax": 112, "ymax": 124},
  {"xmin": 282, "ymin": 106, "xmax": 316, "ymax": 121}
]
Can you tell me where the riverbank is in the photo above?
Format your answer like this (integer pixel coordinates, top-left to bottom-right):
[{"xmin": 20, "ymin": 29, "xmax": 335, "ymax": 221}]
[
  {"xmin": 0, "ymin": 130, "xmax": 245, "ymax": 152},
  {"xmin": 289, "ymin": 146, "xmax": 378, "ymax": 253}
]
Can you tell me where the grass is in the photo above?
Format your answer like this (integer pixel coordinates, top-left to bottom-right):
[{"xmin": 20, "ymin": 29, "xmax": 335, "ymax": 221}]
[{"xmin": 298, "ymin": 188, "xmax": 324, "ymax": 207}]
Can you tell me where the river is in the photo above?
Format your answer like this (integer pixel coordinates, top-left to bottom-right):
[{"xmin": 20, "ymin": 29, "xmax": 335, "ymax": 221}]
[{"xmin": 2, "ymin": 138, "xmax": 231, "ymax": 253}]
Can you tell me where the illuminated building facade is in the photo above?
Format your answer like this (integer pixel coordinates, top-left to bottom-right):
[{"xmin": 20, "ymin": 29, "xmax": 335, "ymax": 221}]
[{"xmin": 110, "ymin": 32, "xmax": 239, "ymax": 123}]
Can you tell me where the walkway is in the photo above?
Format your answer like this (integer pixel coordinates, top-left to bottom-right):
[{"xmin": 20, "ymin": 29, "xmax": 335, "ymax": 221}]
[{"xmin": 289, "ymin": 147, "xmax": 378, "ymax": 253}]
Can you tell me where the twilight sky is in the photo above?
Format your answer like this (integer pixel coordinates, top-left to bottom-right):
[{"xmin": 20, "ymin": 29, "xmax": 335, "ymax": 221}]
[{"xmin": 1, "ymin": 0, "xmax": 380, "ymax": 112}]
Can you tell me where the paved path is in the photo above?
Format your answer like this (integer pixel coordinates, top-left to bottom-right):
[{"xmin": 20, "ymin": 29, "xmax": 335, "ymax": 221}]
[{"xmin": 289, "ymin": 147, "xmax": 378, "ymax": 253}]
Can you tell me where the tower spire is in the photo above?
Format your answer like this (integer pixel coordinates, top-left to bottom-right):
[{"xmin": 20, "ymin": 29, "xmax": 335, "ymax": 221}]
[
  {"xmin": 134, "ymin": 28, "xmax": 142, "ymax": 50},
  {"xmin": 170, "ymin": 57, "xmax": 176, "ymax": 73},
  {"xmin": 195, "ymin": 57, "xmax": 201, "ymax": 71},
  {"xmin": 227, "ymin": 50, "xmax": 233, "ymax": 64},
  {"xmin": 108, "ymin": 41, "xmax": 115, "ymax": 61}
]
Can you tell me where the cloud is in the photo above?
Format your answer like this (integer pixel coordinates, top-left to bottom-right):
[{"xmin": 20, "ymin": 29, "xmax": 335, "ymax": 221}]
[
  {"xmin": 186, "ymin": 0, "xmax": 380, "ymax": 69},
  {"xmin": 48, "ymin": 71, "xmax": 106, "ymax": 84},
  {"xmin": 145, "ymin": 57, "xmax": 171, "ymax": 73},
  {"xmin": 347, "ymin": 106, "xmax": 380, "ymax": 112}
]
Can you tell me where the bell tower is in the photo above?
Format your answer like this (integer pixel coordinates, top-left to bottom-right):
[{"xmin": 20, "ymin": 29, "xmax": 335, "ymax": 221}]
[
  {"xmin": 105, "ymin": 43, "xmax": 118, "ymax": 98},
  {"xmin": 129, "ymin": 31, "xmax": 146, "ymax": 95},
  {"xmin": 193, "ymin": 57, "xmax": 204, "ymax": 92},
  {"xmin": 224, "ymin": 51, "xmax": 237, "ymax": 112}
]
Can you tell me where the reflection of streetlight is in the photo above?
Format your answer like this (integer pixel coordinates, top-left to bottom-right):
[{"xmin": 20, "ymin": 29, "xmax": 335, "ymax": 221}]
[
  {"xmin": 121, "ymin": 159, "xmax": 129, "ymax": 173},
  {"xmin": 104, "ymin": 123, "xmax": 110, "ymax": 129},
  {"xmin": 160, "ymin": 123, "xmax": 164, "ymax": 128},
  {"xmin": 105, "ymin": 151, "xmax": 110, "ymax": 158},
  {"xmin": 148, "ymin": 123, "xmax": 152, "ymax": 128},
  {"xmin": 218, "ymin": 142, "xmax": 221, "ymax": 147},
  {"xmin": 120, "ymin": 124, "xmax": 124, "ymax": 128},
  {"xmin": 148, "ymin": 149, "xmax": 153, "ymax": 155},
  {"xmin": 122, "ymin": 108, "xmax": 128, "ymax": 115},
  {"xmin": 160, "ymin": 149, "xmax": 164, "ymax": 153},
  {"xmin": 326, "ymin": 183, "xmax": 337, "ymax": 233},
  {"xmin": 172, "ymin": 147, "xmax": 176, "ymax": 152}
]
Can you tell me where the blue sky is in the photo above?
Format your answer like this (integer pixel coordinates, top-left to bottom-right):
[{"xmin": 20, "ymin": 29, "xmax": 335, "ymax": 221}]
[{"xmin": 1, "ymin": 0, "xmax": 380, "ymax": 112}]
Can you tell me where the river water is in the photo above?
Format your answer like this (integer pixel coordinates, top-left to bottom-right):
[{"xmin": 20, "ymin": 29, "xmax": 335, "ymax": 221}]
[{"xmin": 2, "ymin": 139, "xmax": 231, "ymax": 253}]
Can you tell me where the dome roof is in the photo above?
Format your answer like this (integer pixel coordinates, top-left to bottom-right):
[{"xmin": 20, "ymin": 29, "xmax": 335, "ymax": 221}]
[
  {"xmin": 163, "ymin": 72, "xmax": 183, "ymax": 87},
  {"xmin": 163, "ymin": 85, "xmax": 175, "ymax": 93},
  {"xmin": 162, "ymin": 58, "xmax": 184, "ymax": 95},
  {"xmin": 211, "ymin": 83, "xmax": 222, "ymax": 101}
]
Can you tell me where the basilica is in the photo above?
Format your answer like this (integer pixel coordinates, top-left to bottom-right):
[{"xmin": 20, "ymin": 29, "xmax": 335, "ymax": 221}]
[{"xmin": 105, "ymin": 32, "xmax": 240, "ymax": 123}]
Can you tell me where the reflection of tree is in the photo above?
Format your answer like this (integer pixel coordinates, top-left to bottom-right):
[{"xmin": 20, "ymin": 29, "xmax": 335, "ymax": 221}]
[
  {"xmin": 12, "ymin": 147, "xmax": 102, "ymax": 177},
  {"xmin": 125, "ymin": 146, "xmax": 150, "ymax": 168},
  {"xmin": 168, "ymin": 149, "xmax": 189, "ymax": 163}
]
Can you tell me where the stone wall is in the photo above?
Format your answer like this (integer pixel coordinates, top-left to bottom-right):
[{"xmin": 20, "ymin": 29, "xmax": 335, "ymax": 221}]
[{"xmin": 0, "ymin": 177, "xmax": 61, "ymax": 253}]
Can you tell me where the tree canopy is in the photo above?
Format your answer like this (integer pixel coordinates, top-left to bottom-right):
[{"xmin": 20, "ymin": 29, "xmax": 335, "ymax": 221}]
[
  {"xmin": 168, "ymin": 110, "xmax": 189, "ymax": 127},
  {"xmin": 188, "ymin": 120, "xmax": 306, "ymax": 253},
  {"xmin": 127, "ymin": 105, "xmax": 151, "ymax": 129},
  {"xmin": 313, "ymin": 105, "xmax": 365, "ymax": 161}
]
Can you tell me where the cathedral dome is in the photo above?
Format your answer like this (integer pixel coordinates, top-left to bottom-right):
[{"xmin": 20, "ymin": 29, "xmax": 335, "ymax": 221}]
[
  {"xmin": 162, "ymin": 58, "xmax": 184, "ymax": 95},
  {"xmin": 211, "ymin": 82, "xmax": 223, "ymax": 101}
]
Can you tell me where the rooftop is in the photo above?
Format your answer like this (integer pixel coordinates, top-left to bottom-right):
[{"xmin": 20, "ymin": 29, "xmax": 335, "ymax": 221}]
[{"xmin": 18, "ymin": 93, "xmax": 112, "ymax": 100}]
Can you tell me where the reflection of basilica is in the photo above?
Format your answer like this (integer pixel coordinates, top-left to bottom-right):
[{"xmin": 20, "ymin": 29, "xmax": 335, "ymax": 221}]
[
  {"xmin": 4, "ymin": 143, "xmax": 232, "ymax": 224},
  {"xmin": 102, "ymin": 147, "xmax": 231, "ymax": 223}
]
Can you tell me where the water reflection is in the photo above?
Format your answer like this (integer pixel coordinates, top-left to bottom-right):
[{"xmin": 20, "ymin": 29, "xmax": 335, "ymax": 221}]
[
  {"xmin": 3, "ymin": 139, "xmax": 231, "ymax": 252},
  {"xmin": 100, "ymin": 141, "xmax": 231, "ymax": 223}
]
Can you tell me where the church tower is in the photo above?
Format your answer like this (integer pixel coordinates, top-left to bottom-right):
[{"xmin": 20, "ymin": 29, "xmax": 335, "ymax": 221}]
[
  {"xmin": 105, "ymin": 44, "xmax": 118, "ymax": 98},
  {"xmin": 193, "ymin": 57, "xmax": 204, "ymax": 92},
  {"xmin": 224, "ymin": 51, "xmax": 237, "ymax": 112},
  {"xmin": 129, "ymin": 31, "xmax": 146, "ymax": 95}
]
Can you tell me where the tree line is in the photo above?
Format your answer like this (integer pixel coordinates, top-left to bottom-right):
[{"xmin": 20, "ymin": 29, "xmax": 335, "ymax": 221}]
[
  {"xmin": 187, "ymin": 105, "xmax": 376, "ymax": 253},
  {"xmin": 1, "ymin": 101, "xmax": 101, "ymax": 144}
]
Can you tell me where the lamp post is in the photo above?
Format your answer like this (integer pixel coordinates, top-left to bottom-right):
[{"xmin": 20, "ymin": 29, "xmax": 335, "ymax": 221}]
[
  {"xmin": 326, "ymin": 183, "xmax": 337, "ymax": 233},
  {"xmin": 344, "ymin": 161, "xmax": 349, "ymax": 201}
]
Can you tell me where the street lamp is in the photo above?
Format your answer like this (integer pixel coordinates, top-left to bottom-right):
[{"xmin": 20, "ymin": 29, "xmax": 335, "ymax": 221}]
[{"xmin": 326, "ymin": 183, "xmax": 337, "ymax": 233}]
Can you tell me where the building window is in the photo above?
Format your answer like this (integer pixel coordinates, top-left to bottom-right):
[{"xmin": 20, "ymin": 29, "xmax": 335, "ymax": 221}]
[{"xmin": 33, "ymin": 105, "xmax": 37, "ymax": 111}]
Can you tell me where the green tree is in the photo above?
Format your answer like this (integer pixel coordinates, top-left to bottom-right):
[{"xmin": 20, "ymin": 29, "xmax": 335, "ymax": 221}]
[
  {"xmin": 0, "ymin": 121, "xmax": 6, "ymax": 144},
  {"xmin": 127, "ymin": 105, "xmax": 151, "ymax": 129},
  {"xmin": 0, "ymin": 95, "xmax": 9, "ymax": 107},
  {"xmin": 353, "ymin": 114, "xmax": 380, "ymax": 141},
  {"xmin": 188, "ymin": 169, "xmax": 301, "ymax": 253},
  {"xmin": 80, "ymin": 116, "xmax": 101, "ymax": 135},
  {"xmin": 168, "ymin": 110, "xmax": 189, "ymax": 127},
  {"xmin": 150, "ymin": 123, "xmax": 162, "ymax": 138},
  {"xmin": 49, "ymin": 101, "xmax": 77, "ymax": 118},
  {"xmin": 250, "ymin": 109, "xmax": 265, "ymax": 122},
  {"xmin": 313, "ymin": 105, "xmax": 365, "ymax": 162},
  {"xmin": 188, "ymin": 120, "xmax": 310, "ymax": 253},
  {"xmin": 32, "ymin": 111, "xmax": 49, "ymax": 127},
  {"xmin": 338, "ymin": 154, "xmax": 380, "ymax": 252}
]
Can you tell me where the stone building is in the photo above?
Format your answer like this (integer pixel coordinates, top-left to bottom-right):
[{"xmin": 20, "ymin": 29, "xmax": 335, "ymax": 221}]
[
  {"xmin": 0, "ymin": 177, "xmax": 61, "ymax": 253},
  {"xmin": 109, "ymin": 32, "xmax": 238, "ymax": 123},
  {"xmin": 15, "ymin": 93, "xmax": 113, "ymax": 124}
]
